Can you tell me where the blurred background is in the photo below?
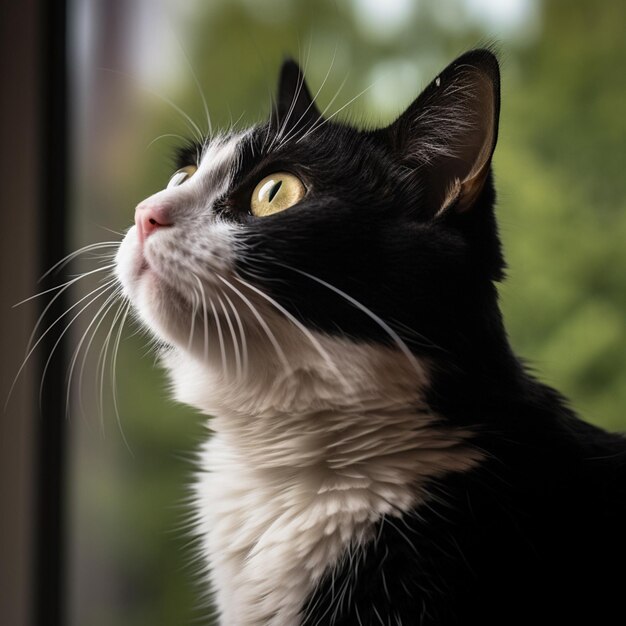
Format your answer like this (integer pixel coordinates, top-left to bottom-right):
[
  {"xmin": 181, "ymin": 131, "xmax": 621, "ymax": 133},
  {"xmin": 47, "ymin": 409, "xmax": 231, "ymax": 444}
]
[{"xmin": 2, "ymin": 0, "xmax": 625, "ymax": 625}]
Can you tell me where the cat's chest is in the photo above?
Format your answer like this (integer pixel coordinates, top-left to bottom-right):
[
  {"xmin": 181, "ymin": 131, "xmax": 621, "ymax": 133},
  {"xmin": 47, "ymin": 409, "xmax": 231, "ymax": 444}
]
[
  {"xmin": 192, "ymin": 401, "xmax": 482, "ymax": 626},
  {"xmin": 196, "ymin": 434, "xmax": 387, "ymax": 626},
  {"xmin": 165, "ymin": 344, "xmax": 426, "ymax": 623}
]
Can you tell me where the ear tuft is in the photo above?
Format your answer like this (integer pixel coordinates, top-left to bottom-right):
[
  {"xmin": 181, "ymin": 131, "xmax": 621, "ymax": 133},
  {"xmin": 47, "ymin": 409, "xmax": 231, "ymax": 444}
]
[{"xmin": 385, "ymin": 49, "xmax": 500, "ymax": 216}]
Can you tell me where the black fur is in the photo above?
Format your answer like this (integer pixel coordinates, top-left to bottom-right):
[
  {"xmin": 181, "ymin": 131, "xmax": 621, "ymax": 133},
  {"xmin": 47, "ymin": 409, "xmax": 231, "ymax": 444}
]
[
  {"xmin": 179, "ymin": 50, "xmax": 626, "ymax": 624},
  {"xmin": 303, "ymin": 393, "xmax": 626, "ymax": 624}
]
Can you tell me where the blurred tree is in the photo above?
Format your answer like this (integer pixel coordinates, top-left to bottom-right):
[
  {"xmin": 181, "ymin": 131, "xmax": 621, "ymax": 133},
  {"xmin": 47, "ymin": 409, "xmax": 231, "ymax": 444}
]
[{"xmin": 499, "ymin": 0, "xmax": 626, "ymax": 429}]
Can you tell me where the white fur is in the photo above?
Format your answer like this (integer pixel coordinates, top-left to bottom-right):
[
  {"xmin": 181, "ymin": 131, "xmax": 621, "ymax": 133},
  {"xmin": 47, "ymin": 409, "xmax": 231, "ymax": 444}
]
[
  {"xmin": 169, "ymin": 340, "xmax": 481, "ymax": 626},
  {"xmin": 116, "ymin": 130, "xmax": 482, "ymax": 625}
]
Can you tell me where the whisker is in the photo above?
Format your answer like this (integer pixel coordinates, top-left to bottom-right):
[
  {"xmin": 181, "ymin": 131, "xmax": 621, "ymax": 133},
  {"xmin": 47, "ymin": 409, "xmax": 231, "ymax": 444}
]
[
  {"xmin": 15, "ymin": 263, "xmax": 116, "ymax": 308},
  {"xmin": 296, "ymin": 82, "xmax": 376, "ymax": 144},
  {"xmin": 37, "ymin": 281, "xmax": 118, "ymax": 409},
  {"xmin": 6, "ymin": 279, "xmax": 116, "ymax": 410},
  {"xmin": 208, "ymin": 296, "xmax": 227, "ymax": 375},
  {"xmin": 216, "ymin": 275, "xmax": 290, "ymax": 372},
  {"xmin": 110, "ymin": 300, "xmax": 133, "ymax": 455},
  {"xmin": 167, "ymin": 20, "xmax": 213, "ymax": 138},
  {"xmin": 216, "ymin": 291, "xmax": 241, "ymax": 380},
  {"xmin": 187, "ymin": 285, "xmax": 200, "ymax": 354},
  {"xmin": 268, "ymin": 41, "xmax": 313, "ymax": 152},
  {"xmin": 221, "ymin": 290, "xmax": 248, "ymax": 380},
  {"xmin": 146, "ymin": 133, "xmax": 189, "ymax": 151},
  {"xmin": 310, "ymin": 72, "xmax": 349, "ymax": 129},
  {"xmin": 274, "ymin": 263, "xmax": 423, "ymax": 376},
  {"xmin": 25, "ymin": 268, "xmax": 117, "ymax": 354},
  {"xmin": 277, "ymin": 46, "xmax": 338, "ymax": 148},
  {"xmin": 98, "ymin": 67, "xmax": 205, "ymax": 144},
  {"xmin": 93, "ymin": 225, "xmax": 126, "ymax": 238},
  {"xmin": 193, "ymin": 275, "xmax": 210, "ymax": 363},
  {"xmin": 96, "ymin": 292, "xmax": 129, "ymax": 438},
  {"xmin": 232, "ymin": 275, "xmax": 349, "ymax": 387},
  {"xmin": 70, "ymin": 288, "xmax": 124, "ymax": 422},
  {"xmin": 82, "ymin": 251, "xmax": 120, "ymax": 264},
  {"xmin": 38, "ymin": 242, "xmax": 120, "ymax": 282}
]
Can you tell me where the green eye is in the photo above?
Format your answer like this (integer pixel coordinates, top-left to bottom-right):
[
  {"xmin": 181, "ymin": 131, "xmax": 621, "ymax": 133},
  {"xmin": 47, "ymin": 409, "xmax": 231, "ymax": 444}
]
[
  {"xmin": 251, "ymin": 172, "xmax": 305, "ymax": 217},
  {"xmin": 167, "ymin": 165, "xmax": 197, "ymax": 189}
]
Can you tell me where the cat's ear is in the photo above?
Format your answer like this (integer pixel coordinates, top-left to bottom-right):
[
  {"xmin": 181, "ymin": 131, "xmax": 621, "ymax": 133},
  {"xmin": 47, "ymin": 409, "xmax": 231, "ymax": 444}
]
[
  {"xmin": 273, "ymin": 59, "xmax": 321, "ymax": 131},
  {"xmin": 384, "ymin": 49, "xmax": 500, "ymax": 216}
]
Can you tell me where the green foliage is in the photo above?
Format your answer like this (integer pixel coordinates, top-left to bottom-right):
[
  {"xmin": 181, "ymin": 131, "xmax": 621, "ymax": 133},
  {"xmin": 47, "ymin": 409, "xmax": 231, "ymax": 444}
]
[{"xmin": 498, "ymin": 0, "xmax": 626, "ymax": 429}]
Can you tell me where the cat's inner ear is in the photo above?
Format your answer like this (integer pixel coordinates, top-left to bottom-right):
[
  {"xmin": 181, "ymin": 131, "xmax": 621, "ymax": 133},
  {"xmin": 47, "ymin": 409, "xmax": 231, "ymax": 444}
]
[
  {"xmin": 273, "ymin": 59, "xmax": 321, "ymax": 132},
  {"xmin": 385, "ymin": 49, "xmax": 500, "ymax": 215}
]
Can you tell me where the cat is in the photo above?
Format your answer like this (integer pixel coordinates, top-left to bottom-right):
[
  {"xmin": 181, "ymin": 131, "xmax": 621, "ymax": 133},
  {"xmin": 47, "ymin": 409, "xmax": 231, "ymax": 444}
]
[{"xmin": 115, "ymin": 49, "xmax": 626, "ymax": 625}]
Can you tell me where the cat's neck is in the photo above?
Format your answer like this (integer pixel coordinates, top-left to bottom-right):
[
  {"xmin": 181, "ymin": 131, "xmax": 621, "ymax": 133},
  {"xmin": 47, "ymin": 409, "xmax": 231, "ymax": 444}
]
[
  {"xmin": 162, "ymin": 303, "xmax": 528, "ymax": 434},
  {"xmin": 189, "ymin": 351, "xmax": 483, "ymax": 626},
  {"xmin": 423, "ymin": 297, "xmax": 527, "ymax": 407},
  {"xmin": 169, "ymin": 316, "xmax": 514, "ymax": 626}
]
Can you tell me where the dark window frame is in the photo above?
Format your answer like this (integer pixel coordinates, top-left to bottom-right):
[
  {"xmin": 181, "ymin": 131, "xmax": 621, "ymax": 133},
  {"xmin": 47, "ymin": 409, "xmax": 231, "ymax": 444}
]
[
  {"xmin": 0, "ymin": 2, "xmax": 69, "ymax": 625},
  {"xmin": 35, "ymin": 1, "xmax": 69, "ymax": 624}
]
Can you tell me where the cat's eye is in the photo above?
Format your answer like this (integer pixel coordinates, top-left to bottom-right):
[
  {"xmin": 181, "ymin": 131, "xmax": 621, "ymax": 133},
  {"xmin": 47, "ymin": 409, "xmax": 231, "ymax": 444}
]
[
  {"xmin": 167, "ymin": 165, "xmax": 197, "ymax": 189},
  {"xmin": 251, "ymin": 172, "xmax": 305, "ymax": 217}
]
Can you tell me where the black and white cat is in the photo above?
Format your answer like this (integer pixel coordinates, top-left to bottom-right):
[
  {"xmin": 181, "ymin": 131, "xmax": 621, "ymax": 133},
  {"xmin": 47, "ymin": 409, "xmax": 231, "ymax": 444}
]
[{"xmin": 115, "ymin": 50, "xmax": 626, "ymax": 625}]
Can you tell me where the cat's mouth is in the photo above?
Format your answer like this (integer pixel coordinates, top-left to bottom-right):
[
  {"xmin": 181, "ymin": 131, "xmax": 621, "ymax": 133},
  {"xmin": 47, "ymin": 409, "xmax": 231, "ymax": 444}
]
[
  {"xmin": 116, "ymin": 221, "xmax": 242, "ymax": 350},
  {"xmin": 121, "ymin": 225, "xmax": 166, "ymax": 280},
  {"xmin": 116, "ymin": 225, "xmax": 164, "ymax": 295}
]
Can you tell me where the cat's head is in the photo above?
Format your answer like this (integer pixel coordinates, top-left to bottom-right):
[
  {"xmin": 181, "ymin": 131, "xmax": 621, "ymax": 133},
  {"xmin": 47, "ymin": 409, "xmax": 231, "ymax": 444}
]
[{"xmin": 116, "ymin": 49, "xmax": 503, "ymax": 413}]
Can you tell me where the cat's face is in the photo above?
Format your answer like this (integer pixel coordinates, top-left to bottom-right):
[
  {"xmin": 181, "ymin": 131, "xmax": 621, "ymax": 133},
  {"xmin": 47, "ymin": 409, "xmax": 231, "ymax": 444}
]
[{"xmin": 116, "ymin": 51, "xmax": 502, "ymax": 412}]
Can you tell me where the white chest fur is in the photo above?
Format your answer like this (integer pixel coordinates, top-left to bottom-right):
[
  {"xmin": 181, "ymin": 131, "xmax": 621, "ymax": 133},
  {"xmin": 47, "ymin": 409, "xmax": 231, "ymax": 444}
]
[
  {"xmin": 193, "ymin": 403, "xmax": 480, "ymax": 626},
  {"xmin": 162, "ymin": 331, "xmax": 481, "ymax": 625}
]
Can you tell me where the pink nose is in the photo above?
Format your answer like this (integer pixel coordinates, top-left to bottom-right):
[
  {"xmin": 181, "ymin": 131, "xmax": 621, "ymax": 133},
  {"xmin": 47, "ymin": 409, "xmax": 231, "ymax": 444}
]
[{"xmin": 134, "ymin": 202, "xmax": 173, "ymax": 242}]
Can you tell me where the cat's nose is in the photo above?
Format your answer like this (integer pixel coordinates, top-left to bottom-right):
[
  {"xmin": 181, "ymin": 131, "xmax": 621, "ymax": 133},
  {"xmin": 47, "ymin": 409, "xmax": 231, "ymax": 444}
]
[{"xmin": 134, "ymin": 202, "xmax": 173, "ymax": 242}]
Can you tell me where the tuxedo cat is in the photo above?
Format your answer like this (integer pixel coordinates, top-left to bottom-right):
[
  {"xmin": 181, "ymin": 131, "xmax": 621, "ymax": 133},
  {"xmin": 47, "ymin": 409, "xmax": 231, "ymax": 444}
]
[{"xmin": 116, "ymin": 49, "xmax": 626, "ymax": 625}]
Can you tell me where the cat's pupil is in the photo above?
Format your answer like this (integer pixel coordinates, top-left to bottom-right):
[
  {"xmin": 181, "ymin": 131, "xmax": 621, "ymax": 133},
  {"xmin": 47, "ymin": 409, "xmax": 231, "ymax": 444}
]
[{"xmin": 268, "ymin": 180, "xmax": 282, "ymax": 202}]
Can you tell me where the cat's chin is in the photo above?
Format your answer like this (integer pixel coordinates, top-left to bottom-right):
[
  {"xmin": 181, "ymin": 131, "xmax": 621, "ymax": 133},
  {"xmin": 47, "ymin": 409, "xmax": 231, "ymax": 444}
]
[
  {"xmin": 116, "ymin": 224, "xmax": 167, "ymax": 288},
  {"xmin": 115, "ymin": 226, "xmax": 144, "ymax": 291},
  {"xmin": 116, "ymin": 226, "xmax": 195, "ymax": 348}
]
